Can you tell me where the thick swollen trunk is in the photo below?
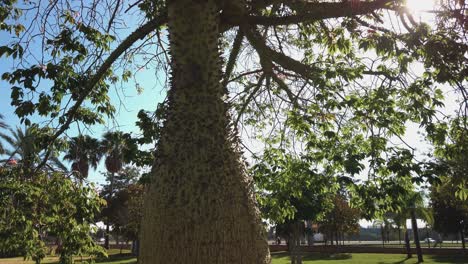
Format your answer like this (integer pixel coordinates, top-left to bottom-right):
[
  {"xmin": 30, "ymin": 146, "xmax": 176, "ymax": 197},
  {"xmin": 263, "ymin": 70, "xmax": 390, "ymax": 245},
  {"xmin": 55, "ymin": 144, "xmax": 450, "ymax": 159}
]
[{"xmin": 139, "ymin": 1, "xmax": 270, "ymax": 263}]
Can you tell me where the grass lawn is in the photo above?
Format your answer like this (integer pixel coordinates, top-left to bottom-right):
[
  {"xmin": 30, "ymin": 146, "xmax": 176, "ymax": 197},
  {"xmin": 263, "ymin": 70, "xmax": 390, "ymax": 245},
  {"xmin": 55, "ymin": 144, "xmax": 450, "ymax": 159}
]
[
  {"xmin": 1, "ymin": 250, "xmax": 467, "ymax": 264},
  {"xmin": 0, "ymin": 250, "xmax": 135, "ymax": 264},
  {"xmin": 270, "ymin": 252, "xmax": 468, "ymax": 264},
  {"xmin": 353, "ymin": 243, "xmax": 465, "ymax": 249}
]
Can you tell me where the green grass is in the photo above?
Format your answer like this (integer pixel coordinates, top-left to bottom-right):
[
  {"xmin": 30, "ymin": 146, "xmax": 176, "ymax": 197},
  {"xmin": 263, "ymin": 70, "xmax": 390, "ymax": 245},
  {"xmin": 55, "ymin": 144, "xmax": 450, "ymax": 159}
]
[
  {"xmin": 0, "ymin": 250, "xmax": 136, "ymax": 264},
  {"xmin": 1, "ymin": 251, "xmax": 467, "ymax": 263},
  {"xmin": 348, "ymin": 243, "xmax": 464, "ymax": 248},
  {"xmin": 270, "ymin": 252, "xmax": 468, "ymax": 264}
]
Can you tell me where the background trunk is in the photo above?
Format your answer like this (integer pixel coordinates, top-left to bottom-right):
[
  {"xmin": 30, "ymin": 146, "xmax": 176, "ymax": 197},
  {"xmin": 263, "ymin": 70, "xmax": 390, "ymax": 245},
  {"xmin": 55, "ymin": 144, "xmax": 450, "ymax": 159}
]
[
  {"xmin": 105, "ymin": 172, "xmax": 115, "ymax": 249},
  {"xmin": 289, "ymin": 221, "xmax": 303, "ymax": 264},
  {"xmin": 461, "ymin": 230, "xmax": 466, "ymax": 250},
  {"xmin": 398, "ymin": 227, "xmax": 401, "ymax": 245},
  {"xmin": 139, "ymin": 1, "xmax": 270, "ymax": 263},
  {"xmin": 131, "ymin": 239, "xmax": 139, "ymax": 256},
  {"xmin": 404, "ymin": 229, "xmax": 412, "ymax": 258},
  {"xmin": 411, "ymin": 209, "xmax": 423, "ymax": 262}
]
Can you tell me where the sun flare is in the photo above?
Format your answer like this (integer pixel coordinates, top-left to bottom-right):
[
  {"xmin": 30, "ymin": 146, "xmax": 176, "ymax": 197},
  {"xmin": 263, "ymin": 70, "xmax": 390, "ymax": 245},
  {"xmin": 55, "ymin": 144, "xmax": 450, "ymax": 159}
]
[{"xmin": 405, "ymin": 0, "xmax": 437, "ymax": 14}]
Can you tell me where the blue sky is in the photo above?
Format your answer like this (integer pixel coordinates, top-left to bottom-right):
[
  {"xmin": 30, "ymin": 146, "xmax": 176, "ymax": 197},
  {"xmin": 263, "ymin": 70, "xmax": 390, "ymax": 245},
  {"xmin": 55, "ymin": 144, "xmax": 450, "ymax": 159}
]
[
  {"xmin": 0, "ymin": 0, "xmax": 462, "ymax": 188},
  {"xmin": 0, "ymin": 10, "xmax": 167, "ymax": 184},
  {"xmin": 0, "ymin": 60, "xmax": 166, "ymax": 184}
]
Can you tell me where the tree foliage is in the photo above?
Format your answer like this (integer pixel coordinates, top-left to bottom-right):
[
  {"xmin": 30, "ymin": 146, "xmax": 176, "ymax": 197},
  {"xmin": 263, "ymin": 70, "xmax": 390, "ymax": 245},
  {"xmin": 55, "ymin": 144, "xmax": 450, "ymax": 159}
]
[
  {"xmin": 64, "ymin": 135, "xmax": 102, "ymax": 180},
  {"xmin": 253, "ymin": 147, "xmax": 336, "ymax": 223},
  {"xmin": 0, "ymin": 166, "xmax": 106, "ymax": 263},
  {"xmin": 431, "ymin": 176, "xmax": 468, "ymax": 236},
  {"xmin": 318, "ymin": 194, "xmax": 361, "ymax": 243},
  {"xmin": 1, "ymin": 0, "xmax": 467, "ymax": 262}
]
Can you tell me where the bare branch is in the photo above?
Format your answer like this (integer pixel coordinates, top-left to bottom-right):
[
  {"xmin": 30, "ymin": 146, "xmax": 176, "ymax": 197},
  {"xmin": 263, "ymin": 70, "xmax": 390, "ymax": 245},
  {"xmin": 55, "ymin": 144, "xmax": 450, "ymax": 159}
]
[
  {"xmin": 36, "ymin": 10, "xmax": 168, "ymax": 171},
  {"xmin": 227, "ymin": 0, "xmax": 396, "ymax": 27},
  {"xmin": 235, "ymin": 74, "xmax": 265, "ymax": 127},
  {"xmin": 223, "ymin": 30, "xmax": 244, "ymax": 88}
]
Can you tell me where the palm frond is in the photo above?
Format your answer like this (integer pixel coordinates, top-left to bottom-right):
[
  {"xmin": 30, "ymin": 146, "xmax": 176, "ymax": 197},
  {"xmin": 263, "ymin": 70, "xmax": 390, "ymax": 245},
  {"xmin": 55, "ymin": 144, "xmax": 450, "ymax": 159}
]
[{"xmin": 48, "ymin": 155, "xmax": 69, "ymax": 172}]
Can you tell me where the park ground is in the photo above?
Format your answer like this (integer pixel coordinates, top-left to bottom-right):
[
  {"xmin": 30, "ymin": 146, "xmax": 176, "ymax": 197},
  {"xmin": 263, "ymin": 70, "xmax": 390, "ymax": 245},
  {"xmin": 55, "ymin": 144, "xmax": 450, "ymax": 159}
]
[{"xmin": 1, "ymin": 250, "xmax": 467, "ymax": 264}]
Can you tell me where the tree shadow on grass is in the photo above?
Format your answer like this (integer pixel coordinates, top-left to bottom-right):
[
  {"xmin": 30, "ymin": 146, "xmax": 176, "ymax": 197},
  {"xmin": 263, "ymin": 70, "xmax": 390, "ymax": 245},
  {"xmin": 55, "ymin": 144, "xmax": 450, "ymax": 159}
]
[
  {"xmin": 428, "ymin": 254, "xmax": 468, "ymax": 264},
  {"xmin": 375, "ymin": 254, "xmax": 468, "ymax": 264},
  {"xmin": 376, "ymin": 257, "xmax": 411, "ymax": 264},
  {"xmin": 271, "ymin": 252, "xmax": 352, "ymax": 262},
  {"xmin": 95, "ymin": 253, "xmax": 136, "ymax": 263}
]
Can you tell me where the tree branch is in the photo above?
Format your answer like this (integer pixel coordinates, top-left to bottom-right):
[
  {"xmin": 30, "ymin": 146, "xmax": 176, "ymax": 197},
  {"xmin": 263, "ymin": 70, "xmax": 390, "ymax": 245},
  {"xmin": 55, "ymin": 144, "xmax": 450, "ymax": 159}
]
[
  {"xmin": 223, "ymin": 30, "xmax": 244, "ymax": 88},
  {"xmin": 235, "ymin": 74, "xmax": 265, "ymax": 127},
  {"xmin": 229, "ymin": 0, "xmax": 396, "ymax": 27},
  {"xmin": 244, "ymin": 27, "xmax": 320, "ymax": 80},
  {"xmin": 36, "ymin": 11, "xmax": 168, "ymax": 171}
]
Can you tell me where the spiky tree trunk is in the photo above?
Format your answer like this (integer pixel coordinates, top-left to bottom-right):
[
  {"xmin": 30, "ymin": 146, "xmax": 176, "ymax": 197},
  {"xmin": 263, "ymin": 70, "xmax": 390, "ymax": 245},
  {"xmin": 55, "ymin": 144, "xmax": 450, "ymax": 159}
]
[{"xmin": 139, "ymin": 1, "xmax": 270, "ymax": 263}]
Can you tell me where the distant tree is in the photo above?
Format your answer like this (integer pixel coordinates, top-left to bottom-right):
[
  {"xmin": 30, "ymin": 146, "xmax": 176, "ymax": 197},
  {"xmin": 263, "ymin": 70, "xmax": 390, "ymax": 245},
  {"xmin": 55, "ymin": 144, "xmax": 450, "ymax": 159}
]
[
  {"xmin": 100, "ymin": 166, "xmax": 141, "ymax": 248},
  {"xmin": 426, "ymin": 117, "xmax": 467, "ymax": 249},
  {"xmin": 63, "ymin": 135, "xmax": 102, "ymax": 180},
  {"xmin": 407, "ymin": 191, "xmax": 433, "ymax": 262},
  {"xmin": 319, "ymin": 194, "xmax": 361, "ymax": 246},
  {"xmin": 101, "ymin": 131, "xmax": 131, "ymax": 175},
  {"xmin": 431, "ymin": 176, "xmax": 468, "ymax": 249},
  {"xmin": 252, "ymin": 148, "xmax": 336, "ymax": 264},
  {"xmin": 1, "ymin": 126, "xmax": 66, "ymax": 172},
  {"xmin": 427, "ymin": 117, "xmax": 468, "ymax": 200},
  {"xmin": 100, "ymin": 131, "xmax": 136, "ymax": 249},
  {"xmin": 0, "ymin": 166, "xmax": 106, "ymax": 264},
  {"xmin": 0, "ymin": 114, "xmax": 9, "ymax": 154},
  {"xmin": 101, "ymin": 166, "xmax": 141, "ymax": 195},
  {"xmin": 386, "ymin": 211, "xmax": 407, "ymax": 245},
  {"xmin": 109, "ymin": 183, "xmax": 144, "ymax": 255}
]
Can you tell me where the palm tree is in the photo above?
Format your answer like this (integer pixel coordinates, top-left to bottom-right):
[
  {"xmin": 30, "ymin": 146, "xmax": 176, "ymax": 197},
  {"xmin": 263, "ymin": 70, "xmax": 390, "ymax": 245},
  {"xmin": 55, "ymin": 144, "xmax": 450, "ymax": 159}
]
[
  {"xmin": 100, "ymin": 131, "xmax": 134, "ymax": 249},
  {"xmin": 390, "ymin": 212, "xmax": 407, "ymax": 245},
  {"xmin": 372, "ymin": 218, "xmax": 392, "ymax": 247},
  {"xmin": 408, "ymin": 191, "xmax": 433, "ymax": 263},
  {"xmin": 1, "ymin": 126, "xmax": 66, "ymax": 172},
  {"xmin": 0, "ymin": 114, "xmax": 9, "ymax": 154},
  {"xmin": 64, "ymin": 135, "xmax": 102, "ymax": 180},
  {"xmin": 100, "ymin": 131, "xmax": 134, "ymax": 174},
  {"xmin": 395, "ymin": 191, "xmax": 433, "ymax": 262}
]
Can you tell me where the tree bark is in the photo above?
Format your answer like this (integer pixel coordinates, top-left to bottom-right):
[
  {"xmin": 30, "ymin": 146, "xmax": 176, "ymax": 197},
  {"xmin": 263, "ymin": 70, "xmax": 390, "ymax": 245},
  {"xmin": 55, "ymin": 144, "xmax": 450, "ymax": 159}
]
[
  {"xmin": 461, "ymin": 230, "xmax": 466, "ymax": 250},
  {"xmin": 105, "ymin": 172, "xmax": 115, "ymax": 250},
  {"xmin": 289, "ymin": 221, "xmax": 303, "ymax": 264},
  {"xmin": 398, "ymin": 226, "xmax": 401, "ymax": 245},
  {"xmin": 105, "ymin": 223, "xmax": 110, "ymax": 250},
  {"xmin": 404, "ymin": 229, "xmax": 412, "ymax": 258},
  {"xmin": 131, "ymin": 239, "xmax": 139, "ymax": 256},
  {"xmin": 425, "ymin": 227, "xmax": 430, "ymax": 249},
  {"xmin": 138, "ymin": 1, "xmax": 270, "ymax": 263},
  {"xmin": 410, "ymin": 209, "xmax": 423, "ymax": 262},
  {"xmin": 381, "ymin": 225, "xmax": 385, "ymax": 248}
]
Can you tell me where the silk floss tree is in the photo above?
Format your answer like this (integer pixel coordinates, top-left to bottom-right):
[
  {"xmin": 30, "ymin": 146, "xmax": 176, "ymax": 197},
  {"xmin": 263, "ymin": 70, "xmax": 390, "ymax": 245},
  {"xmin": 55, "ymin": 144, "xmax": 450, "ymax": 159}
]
[{"xmin": 1, "ymin": 0, "xmax": 467, "ymax": 263}]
